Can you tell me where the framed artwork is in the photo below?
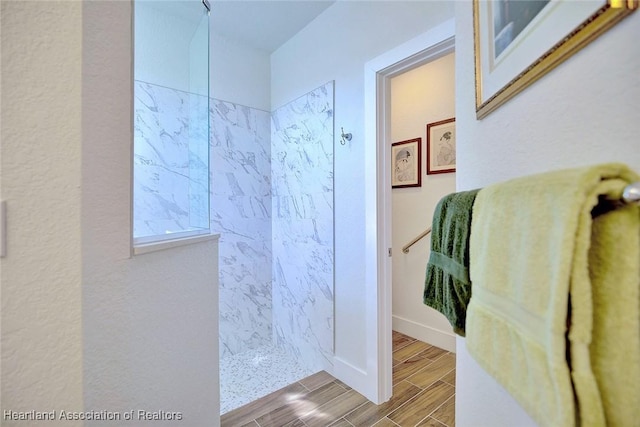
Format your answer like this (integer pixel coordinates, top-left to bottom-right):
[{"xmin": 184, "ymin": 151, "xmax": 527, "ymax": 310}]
[
  {"xmin": 392, "ymin": 138, "xmax": 421, "ymax": 188},
  {"xmin": 474, "ymin": 0, "xmax": 637, "ymax": 119},
  {"xmin": 426, "ymin": 118, "xmax": 456, "ymax": 175}
]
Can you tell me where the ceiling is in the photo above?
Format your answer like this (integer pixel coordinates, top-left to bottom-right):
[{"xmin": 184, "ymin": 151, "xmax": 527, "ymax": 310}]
[{"xmin": 210, "ymin": 0, "xmax": 335, "ymax": 52}]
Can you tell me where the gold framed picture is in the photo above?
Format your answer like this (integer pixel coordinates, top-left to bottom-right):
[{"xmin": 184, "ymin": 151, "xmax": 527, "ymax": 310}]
[{"xmin": 474, "ymin": 0, "xmax": 637, "ymax": 119}]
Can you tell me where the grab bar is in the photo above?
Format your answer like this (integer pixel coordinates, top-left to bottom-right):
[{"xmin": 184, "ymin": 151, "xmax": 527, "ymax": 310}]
[{"xmin": 402, "ymin": 227, "xmax": 432, "ymax": 254}]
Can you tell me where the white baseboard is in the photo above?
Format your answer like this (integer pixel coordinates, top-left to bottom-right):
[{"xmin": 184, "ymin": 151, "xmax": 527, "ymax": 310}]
[{"xmin": 392, "ymin": 315, "xmax": 456, "ymax": 353}]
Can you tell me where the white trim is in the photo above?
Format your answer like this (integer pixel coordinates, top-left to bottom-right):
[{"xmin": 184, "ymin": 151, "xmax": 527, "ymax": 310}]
[
  {"xmin": 332, "ymin": 356, "xmax": 371, "ymax": 396},
  {"xmin": 363, "ymin": 18, "xmax": 455, "ymax": 404},
  {"xmin": 133, "ymin": 232, "xmax": 219, "ymax": 255},
  {"xmin": 134, "ymin": 227, "xmax": 212, "ymax": 246},
  {"xmin": 392, "ymin": 315, "xmax": 456, "ymax": 353}
]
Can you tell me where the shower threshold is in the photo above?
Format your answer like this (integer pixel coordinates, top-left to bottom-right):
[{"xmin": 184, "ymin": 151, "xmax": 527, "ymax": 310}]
[{"xmin": 219, "ymin": 345, "xmax": 314, "ymax": 414}]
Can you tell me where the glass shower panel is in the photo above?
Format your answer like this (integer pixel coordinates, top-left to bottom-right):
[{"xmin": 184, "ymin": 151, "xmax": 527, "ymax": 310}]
[{"xmin": 133, "ymin": 0, "xmax": 210, "ymax": 243}]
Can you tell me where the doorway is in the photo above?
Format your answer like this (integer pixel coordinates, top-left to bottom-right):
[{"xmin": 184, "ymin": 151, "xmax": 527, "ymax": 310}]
[
  {"xmin": 363, "ymin": 19, "xmax": 454, "ymax": 403},
  {"xmin": 389, "ymin": 53, "xmax": 457, "ymax": 351}
]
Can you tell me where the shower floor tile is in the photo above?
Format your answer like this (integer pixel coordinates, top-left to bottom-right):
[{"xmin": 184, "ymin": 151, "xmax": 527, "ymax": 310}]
[{"xmin": 220, "ymin": 345, "xmax": 314, "ymax": 414}]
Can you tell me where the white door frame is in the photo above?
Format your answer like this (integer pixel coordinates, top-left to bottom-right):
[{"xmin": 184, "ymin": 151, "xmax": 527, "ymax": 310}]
[{"xmin": 363, "ymin": 19, "xmax": 455, "ymax": 404}]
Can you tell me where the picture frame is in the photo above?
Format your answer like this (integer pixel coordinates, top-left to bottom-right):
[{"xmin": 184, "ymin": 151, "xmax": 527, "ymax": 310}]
[
  {"xmin": 426, "ymin": 118, "xmax": 456, "ymax": 175},
  {"xmin": 391, "ymin": 138, "xmax": 421, "ymax": 188},
  {"xmin": 474, "ymin": 0, "xmax": 637, "ymax": 119}
]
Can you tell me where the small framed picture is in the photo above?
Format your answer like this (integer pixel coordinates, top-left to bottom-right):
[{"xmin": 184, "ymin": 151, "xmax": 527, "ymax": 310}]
[
  {"xmin": 391, "ymin": 138, "xmax": 421, "ymax": 188},
  {"xmin": 426, "ymin": 118, "xmax": 455, "ymax": 175}
]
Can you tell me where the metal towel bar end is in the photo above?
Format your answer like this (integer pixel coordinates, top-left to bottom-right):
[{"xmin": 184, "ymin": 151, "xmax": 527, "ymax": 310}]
[
  {"xmin": 402, "ymin": 227, "xmax": 432, "ymax": 254},
  {"xmin": 622, "ymin": 182, "xmax": 640, "ymax": 205}
]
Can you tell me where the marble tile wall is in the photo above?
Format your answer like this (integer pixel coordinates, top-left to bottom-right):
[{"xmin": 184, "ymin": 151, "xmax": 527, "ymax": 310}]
[
  {"xmin": 211, "ymin": 100, "xmax": 273, "ymax": 359},
  {"xmin": 133, "ymin": 80, "xmax": 209, "ymax": 238},
  {"xmin": 271, "ymin": 82, "xmax": 335, "ymax": 372}
]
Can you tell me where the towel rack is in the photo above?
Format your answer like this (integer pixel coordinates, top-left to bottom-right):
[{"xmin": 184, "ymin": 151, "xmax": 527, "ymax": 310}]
[
  {"xmin": 400, "ymin": 182, "xmax": 637, "ymax": 255},
  {"xmin": 402, "ymin": 227, "xmax": 432, "ymax": 254}
]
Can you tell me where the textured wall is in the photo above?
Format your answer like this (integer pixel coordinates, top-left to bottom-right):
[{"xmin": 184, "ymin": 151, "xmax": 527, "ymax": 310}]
[
  {"xmin": 0, "ymin": 2, "xmax": 84, "ymax": 423},
  {"xmin": 454, "ymin": 2, "xmax": 640, "ymax": 425},
  {"xmin": 82, "ymin": 2, "xmax": 220, "ymax": 425},
  {"xmin": 271, "ymin": 82, "xmax": 335, "ymax": 372},
  {"xmin": 211, "ymin": 100, "xmax": 273, "ymax": 358}
]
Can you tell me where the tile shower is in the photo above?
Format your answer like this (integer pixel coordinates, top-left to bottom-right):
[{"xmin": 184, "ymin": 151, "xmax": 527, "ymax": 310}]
[
  {"xmin": 136, "ymin": 80, "xmax": 335, "ymax": 414},
  {"xmin": 214, "ymin": 82, "xmax": 335, "ymax": 413}
]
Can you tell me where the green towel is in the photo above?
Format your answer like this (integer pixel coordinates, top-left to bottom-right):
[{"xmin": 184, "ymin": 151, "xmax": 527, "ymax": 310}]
[
  {"xmin": 423, "ymin": 189, "xmax": 479, "ymax": 336},
  {"xmin": 466, "ymin": 163, "xmax": 640, "ymax": 427}
]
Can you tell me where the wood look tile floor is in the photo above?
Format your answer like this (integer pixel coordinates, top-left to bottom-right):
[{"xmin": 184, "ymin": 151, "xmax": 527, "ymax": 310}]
[{"xmin": 221, "ymin": 331, "xmax": 455, "ymax": 427}]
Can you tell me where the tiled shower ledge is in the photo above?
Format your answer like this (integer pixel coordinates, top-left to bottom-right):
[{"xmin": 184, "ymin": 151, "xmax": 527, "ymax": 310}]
[{"xmin": 133, "ymin": 233, "xmax": 220, "ymax": 255}]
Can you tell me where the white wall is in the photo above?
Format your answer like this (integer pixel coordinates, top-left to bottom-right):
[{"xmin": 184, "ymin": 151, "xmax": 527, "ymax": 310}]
[
  {"xmin": 390, "ymin": 53, "xmax": 456, "ymax": 351},
  {"xmin": 271, "ymin": 0, "xmax": 455, "ymax": 379},
  {"xmin": 82, "ymin": 2, "xmax": 220, "ymax": 425},
  {"xmin": 211, "ymin": 33, "xmax": 270, "ymax": 111},
  {"xmin": 454, "ymin": 1, "xmax": 640, "ymax": 425},
  {"xmin": 1, "ymin": 2, "xmax": 84, "ymax": 423}
]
